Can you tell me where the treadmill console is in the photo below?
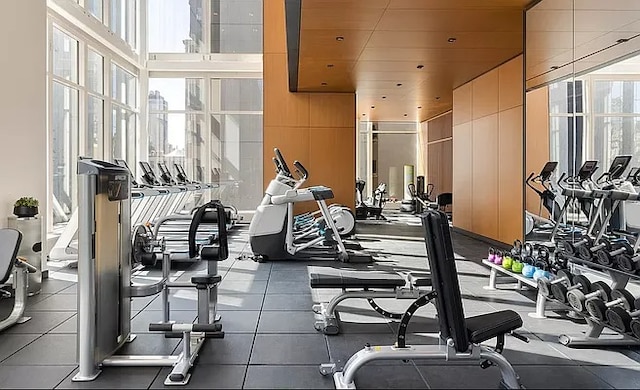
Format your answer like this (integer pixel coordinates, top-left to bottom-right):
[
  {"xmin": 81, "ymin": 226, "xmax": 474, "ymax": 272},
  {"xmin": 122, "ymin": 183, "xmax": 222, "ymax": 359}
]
[
  {"xmin": 577, "ymin": 160, "xmax": 599, "ymax": 181},
  {"xmin": 157, "ymin": 162, "xmax": 176, "ymax": 185},
  {"xmin": 114, "ymin": 159, "xmax": 139, "ymax": 187},
  {"xmin": 607, "ymin": 155, "xmax": 632, "ymax": 179},
  {"xmin": 139, "ymin": 161, "xmax": 163, "ymax": 186},
  {"xmin": 174, "ymin": 163, "xmax": 190, "ymax": 184}
]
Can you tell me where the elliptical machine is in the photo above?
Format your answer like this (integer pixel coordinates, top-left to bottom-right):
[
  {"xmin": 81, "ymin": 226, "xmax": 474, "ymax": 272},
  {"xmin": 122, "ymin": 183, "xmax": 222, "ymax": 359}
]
[
  {"xmin": 249, "ymin": 149, "xmax": 371, "ymax": 263},
  {"xmin": 355, "ymin": 179, "xmax": 386, "ymax": 220}
]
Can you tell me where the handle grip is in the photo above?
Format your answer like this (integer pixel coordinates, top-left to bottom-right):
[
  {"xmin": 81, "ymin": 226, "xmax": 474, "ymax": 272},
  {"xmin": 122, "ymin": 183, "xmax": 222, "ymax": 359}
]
[{"xmin": 293, "ymin": 160, "xmax": 308, "ymax": 180}]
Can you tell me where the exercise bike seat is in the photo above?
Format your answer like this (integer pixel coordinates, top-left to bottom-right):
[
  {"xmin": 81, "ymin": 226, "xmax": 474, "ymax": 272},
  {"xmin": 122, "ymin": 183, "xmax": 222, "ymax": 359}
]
[
  {"xmin": 464, "ymin": 310, "xmax": 522, "ymax": 344},
  {"xmin": 0, "ymin": 229, "xmax": 21, "ymax": 284},
  {"xmin": 309, "ymin": 270, "xmax": 406, "ymax": 289}
]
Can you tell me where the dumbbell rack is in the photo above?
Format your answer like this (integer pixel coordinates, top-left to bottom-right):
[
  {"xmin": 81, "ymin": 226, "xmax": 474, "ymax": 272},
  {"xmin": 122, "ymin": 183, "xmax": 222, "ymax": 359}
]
[{"xmin": 555, "ymin": 253, "xmax": 640, "ymax": 347}]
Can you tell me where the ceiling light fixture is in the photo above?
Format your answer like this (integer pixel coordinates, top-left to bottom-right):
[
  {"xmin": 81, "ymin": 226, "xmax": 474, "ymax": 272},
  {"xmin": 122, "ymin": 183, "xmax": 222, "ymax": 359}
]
[
  {"xmin": 447, "ymin": 37, "xmax": 457, "ymax": 43},
  {"xmin": 417, "ymin": 64, "xmax": 424, "ymax": 69},
  {"xmin": 396, "ymin": 83, "xmax": 403, "ymax": 87},
  {"xmin": 336, "ymin": 36, "xmax": 344, "ymax": 41},
  {"xmin": 550, "ymin": 66, "xmax": 559, "ymax": 70},
  {"xmin": 327, "ymin": 64, "xmax": 334, "ymax": 68},
  {"xmin": 404, "ymin": 113, "xmax": 408, "ymax": 117},
  {"xmin": 617, "ymin": 38, "xmax": 630, "ymax": 44},
  {"xmin": 436, "ymin": 96, "xmax": 440, "ymax": 100},
  {"xmin": 418, "ymin": 106, "xmax": 422, "ymax": 109},
  {"xmin": 371, "ymin": 106, "xmax": 375, "ymax": 109},
  {"xmin": 382, "ymin": 96, "xmax": 386, "ymax": 99},
  {"xmin": 321, "ymin": 82, "xmax": 328, "ymax": 86}
]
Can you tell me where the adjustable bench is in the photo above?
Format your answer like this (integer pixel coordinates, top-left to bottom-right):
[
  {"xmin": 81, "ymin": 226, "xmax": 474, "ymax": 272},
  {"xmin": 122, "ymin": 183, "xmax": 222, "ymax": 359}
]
[
  {"xmin": 327, "ymin": 211, "xmax": 526, "ymax": 389},
  {"xmin": 310, "ymin": 269, "xmax": 432, "ymax": 335},
  {"xmin": 0, "ymin": 229, "xmax": 38, "ymax": 332}
]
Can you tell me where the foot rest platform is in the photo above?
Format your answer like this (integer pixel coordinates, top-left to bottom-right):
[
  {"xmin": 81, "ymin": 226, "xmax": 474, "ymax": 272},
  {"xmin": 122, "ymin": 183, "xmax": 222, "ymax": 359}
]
[
  {"xmin": 465, "ymin": 310, "xmax": 523, "ymax": 344},
  {"xmin": 310, "ymin": 270, "xmax": 407, "ymax": 289}
]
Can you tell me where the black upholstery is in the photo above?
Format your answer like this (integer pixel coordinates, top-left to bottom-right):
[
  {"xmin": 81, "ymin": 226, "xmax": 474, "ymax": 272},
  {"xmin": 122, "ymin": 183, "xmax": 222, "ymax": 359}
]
[
  {"xmin": 201, "ymin": 246, "xmax": 223, "ymax": 261},
  {"xmin": 188, "ymin": 200, "xmax": 229, "ymax": 261},
  {"xmin": 421, "ymin": 211, "xmax": 523, "ymax": 351},
  {"xmin": 0, "ymin": 229, "xmax": 22, "ymax": 284},
  {"xmin": 465, "ymin": 310, "xmax": 523, "ymax": 344},
  {"xmin": 309, "ymin": 187, "xmax": 334, "ymax": 200},
  {"xmin": 191, "ymin": 275, "xmax": 222, "ymax": 286},
  {"xmin": 309, "ymin": 270, "xmax": 405, "ymax": 289},
  {"xmin": 411, "ymin": 273, "xmax": 432, "ymax": 287}
]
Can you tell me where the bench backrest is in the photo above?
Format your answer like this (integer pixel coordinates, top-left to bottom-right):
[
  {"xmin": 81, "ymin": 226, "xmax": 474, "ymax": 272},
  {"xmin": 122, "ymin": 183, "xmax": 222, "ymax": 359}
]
[
  {"xmin": 0, "ymin": 229, "xmax": 22, "ymax": 284},
  {"xmin": 421, "ymin": 211, "xmax": 469, "ymax": 352}
]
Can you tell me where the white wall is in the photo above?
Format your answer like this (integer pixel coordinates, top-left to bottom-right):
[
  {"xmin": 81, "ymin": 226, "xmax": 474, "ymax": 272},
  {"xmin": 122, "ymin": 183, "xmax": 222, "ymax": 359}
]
[
  {"xmin": 0, "ymin": 0, "xmax": 48, "ymax": 231},
  {"xmin": 376, "ymin": 133, "xmax": 417, "ymax": 200}
]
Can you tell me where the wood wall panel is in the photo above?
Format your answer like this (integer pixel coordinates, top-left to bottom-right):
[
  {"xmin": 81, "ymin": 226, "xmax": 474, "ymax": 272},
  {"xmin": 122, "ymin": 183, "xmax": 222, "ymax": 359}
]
[
  {"xmin": 264, "ymin": 0, "xmax": 286, "ymax": 54},
  {"xmin": 498, "ymin": 107, "xmax": 524, "ymax": 243},
  {"xmin": 309, "ymin": 127, "xmax": 356, "ymax": 210},
  {"xmin": 452, "ymin": 55, "xmax": 523, "ymax": 243},
  {"xmin": 427, "ymin": 139, "xmax": 453, "ymax": 198},
  {"xmin": 453, "ymin": 123, "xmax": 473, "ymax": 231},
  {"xmin": 472, "ymin": 114, "xmax": 499, "ymax": 239},
  {"xmin": 499, "ymin": 55, "xmax": 524, "ymax": 111},
  {"xmin": 263, "ymin": 126, "xmax": 310, "ymax": 187},
  {"xmin": 472, "ymin": 68, "xmax": 499, "ymax": 120},
  {"xmin": 427, "ymin": 112, "xmax": 453, "ymax": 142},
  {"xmin": 525, "ymin": 86, "xmax": 550, "ymax": 215},
  {"xmin": 453, "ymin": 83, "xmax": 472, "ymax": 125},
  {"xmin": 309, "ymin": 94, "xmax": 355, "ymax": 128},
  {"xmin": 264, "ymin": 53, "xmax": 310, "ymax": 128}
]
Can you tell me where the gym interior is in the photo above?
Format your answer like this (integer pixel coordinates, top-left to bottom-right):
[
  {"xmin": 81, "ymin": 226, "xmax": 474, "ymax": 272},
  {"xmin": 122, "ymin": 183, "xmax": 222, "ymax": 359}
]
[{"xmin": 2, "ymin": 0, "xmax": 640, "ymax": 388}]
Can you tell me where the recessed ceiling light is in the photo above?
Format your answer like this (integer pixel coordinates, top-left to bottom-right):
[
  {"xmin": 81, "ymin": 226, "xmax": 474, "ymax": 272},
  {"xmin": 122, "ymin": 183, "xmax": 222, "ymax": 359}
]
[
  {"xmin": 404, "ymin": 113, "xmax": 408, "ymax": 117},
  {"xmin": 327, "ymin": 64, "xmax": 334, "ymax": 68},
  {"xmin": 382, "ymin": 96, "xmax": 386, "ymax": 99},
  {"xmin": 617, "ymin": 38, "xmax": 630, "ymax": 44},
  {"xmin": 447, "ymin": 37, "xmax": 457, "ymax": 43},
  {"xmin": 550, "ymin": 66, "xmax": 559, "ymax": 70},
  {"xmin": 321, "ymin": 82, "xmax": 328, "ymax": 86},
  {"xmin": 336, "ymin": 36, "xmax": 344, "ymax": 41},
  {"xmin": 371, "ymin": 106, "xmax": 375, "ymax": 109},
  {"xmin": 396, "ymin": 83, "xmax": 403, "ymax": 87},
  {"xmin": 362, "ymin": 113, "xmax": 366, "ymax": 116},
  {"xmin": 417, "ymin": 64, "xmax": 424, "ymax": 69},
  {"xmin": 435, "ymin": 96, "xmax": 441, "ymax": 100},
  {"xmin": 418, "ymin": 106, "xmax": 422, "ymax": 109}
]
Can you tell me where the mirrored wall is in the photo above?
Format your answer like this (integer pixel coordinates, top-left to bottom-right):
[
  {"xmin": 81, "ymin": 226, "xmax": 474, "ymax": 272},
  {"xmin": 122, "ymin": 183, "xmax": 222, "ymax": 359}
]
[{"xmin": 524, "ymin": 0, "xmax": 640, "ymax": 243}]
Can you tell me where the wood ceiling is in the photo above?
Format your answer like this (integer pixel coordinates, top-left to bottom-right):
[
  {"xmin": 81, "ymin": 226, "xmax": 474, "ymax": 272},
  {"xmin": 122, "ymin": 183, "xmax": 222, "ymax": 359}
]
[{"xmin": 295, "ymin": 0, "xmax": 533, "ymax": 122}]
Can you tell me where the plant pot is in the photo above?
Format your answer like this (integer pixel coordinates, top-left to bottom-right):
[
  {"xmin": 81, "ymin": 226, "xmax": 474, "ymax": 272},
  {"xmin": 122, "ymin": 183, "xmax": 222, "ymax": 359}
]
[{"xmin": 13, "ymin": 206, "xmax": 38, "ymax": 218}]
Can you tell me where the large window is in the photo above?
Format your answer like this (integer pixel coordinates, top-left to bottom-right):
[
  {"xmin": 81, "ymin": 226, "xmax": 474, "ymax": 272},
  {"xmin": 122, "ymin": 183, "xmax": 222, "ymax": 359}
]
[
  {"xmin": 111, "ymin": 63, "xmax": 138, "ymax": 163},
  {"xmin": 211, "ymin": 0, "xmax": 262, "ymax": 53},
  {"xmin": 110, "ymin": 0, "xmax": 137, "ymax": 48},
  {"xmin": 148, "ymin": 0, "xmax": 204, "ymax": 53}
]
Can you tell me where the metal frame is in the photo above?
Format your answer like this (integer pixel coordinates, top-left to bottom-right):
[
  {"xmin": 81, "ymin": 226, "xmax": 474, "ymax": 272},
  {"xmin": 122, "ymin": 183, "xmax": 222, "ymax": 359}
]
[{"xmin": 0, "ymin": 262, "xmax": 34, "ymax": 332}]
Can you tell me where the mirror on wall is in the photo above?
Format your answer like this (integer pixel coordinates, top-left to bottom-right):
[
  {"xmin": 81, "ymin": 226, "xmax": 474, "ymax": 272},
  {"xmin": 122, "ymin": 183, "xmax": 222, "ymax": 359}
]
[{"xmin": 524, "ymin": 0, "xmax": 640, "ymax": 248}]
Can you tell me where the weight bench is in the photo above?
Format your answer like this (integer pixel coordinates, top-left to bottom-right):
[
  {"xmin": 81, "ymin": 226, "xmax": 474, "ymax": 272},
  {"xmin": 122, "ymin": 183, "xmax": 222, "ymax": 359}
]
[
  {"xmin": 310, "ymin": 269, "xmax": 432, "ymax": 335},
  {"xmin": 0, "ymin": 229, "xmax": 38, "ymax": 332},
  {"xmin": 328, "ymin": 211, "xmax": 526, "ymax": 389}
]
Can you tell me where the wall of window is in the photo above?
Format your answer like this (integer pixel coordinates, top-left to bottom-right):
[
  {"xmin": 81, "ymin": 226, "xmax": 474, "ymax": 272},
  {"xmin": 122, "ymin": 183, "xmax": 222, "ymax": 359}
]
[
  {"xmin": 148, "ymin": 0, "xmax": 262, "ymax": 54},
  {"xmin": 77, "ymin": 0, "xmax": 138, "ymax": 50},
  {"xmin": 49, "ymin": 19, "xmax": 139, "ymax": 226},
  {"xmin": 147, "ymin": 76, "xmax": 263, "ymax": 210}
]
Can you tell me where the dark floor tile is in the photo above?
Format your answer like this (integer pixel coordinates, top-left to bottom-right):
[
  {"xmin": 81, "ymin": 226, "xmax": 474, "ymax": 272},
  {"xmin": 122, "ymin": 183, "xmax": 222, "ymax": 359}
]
[
  {"xmin": 116, "ymin": 333, "xmax": 180, "ymax": 356},
  {"xmin": 244, "ymin": 365, "xmax": 334, "ymax": 389},
  {"xmin": 268, "ymin": 270, "xmax": 310, "ymax": 282},
  {"xmin": 39, "ymin": 280, "xmax": 76, "ymax": 294},
  {"xmin": 266, "ymin": 281, "xmax": 313, "ymax": 294},
  {"xmin": 2, "ymin": 334, "xmax": 76, "ymax": 365},
  {"xmin": 219, "ymin": 280, "xmax": 267, "ymax": 295},
  {"xmin": 262, "ymin": 293, "xmax": 314, "ymax": 311},
  {"xmin": 217, "ymin": 310, "xmax": 259, "ymax": 333},
  {"xmin": 584, "ymin": 365, "xmax": 640, "ymax": 388},
  {"xmin": 516, "ymin": 365, "xmax": 613, "ymax": 389},
  {"xmin": 130, "ymin": 310, "xmax": 196, "ymax": 334},
  {"xmin": 0, "ymin": 334, "xmax": 41, "ymax": 362},
  {"xmin": 417, "ymin": 363, "xmax": 504, "ymax": 388},
  {"xmin": 56, "ymin": 367, "xmax": 162, "ymax": 389},
  {"xmin": 258, "ymin": 311, "xmax": 317, "ymax": 333},
  {"xmin": 196, "ymin": 334, "xmax": 254, "ymax": 365},
  {"xmin": 49, "ymin": 315, "xmax": 76, "ymax": 334},
  {"xmin": 250, "ymin": 334, "xmax": 328, "ymax": 364},
  {"xmin": 216, "ymin": 293, "xmax": 264, "ymax": 311},
  {"xmin": 58, "ymin": 284, "xmax": 77, "ymax": 295},
  {"xmin": 0, "ymin": 365, "xmax": 76, "ymax": 389},
  {"xmin": 131, "ymin": 295, "xmax": 158, "ymax": 311},
  {"xmin": 326, "ymin": 333, "xmax": 402, "ymax": 368},
  {"xmin": 3, "ymin": 311, "xmax": 74, "ymax": 334},
  {"xmin": 349, "ymin": 363, "xmax": 429, "ymax": 389},
  {"xmin": 27, "ymin": 295, "xmax": 77, "ymax": 312},
  {"xmin": 151, "ymin": 364, "xmax": 246, "ymax": 388}
]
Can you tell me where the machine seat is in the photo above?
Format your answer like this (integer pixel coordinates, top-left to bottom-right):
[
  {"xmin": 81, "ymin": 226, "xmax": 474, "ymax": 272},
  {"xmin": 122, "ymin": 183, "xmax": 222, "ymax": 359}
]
[
  {"xmin": 200, "ymin": 246, "xmax": 225, "ymax": 261},
  {"xmin": 309, "ymin": 270, "xmax": 406, "ymax": 289},
  {"xmin": 191, "ymin": 275, "xmax": 222, "ymax": 286},
  {"xmin": 465, "ymin": 310, "xmax": 523, "ymax": 344},
  {"xmin": 0, "ymin": 229, "xmax": 22, "ymax": 284}
]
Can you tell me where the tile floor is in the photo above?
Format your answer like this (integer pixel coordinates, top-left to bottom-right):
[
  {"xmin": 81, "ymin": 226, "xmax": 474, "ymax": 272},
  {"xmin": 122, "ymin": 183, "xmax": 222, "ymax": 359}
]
[{"xmin": 0, "ymin": 212, "xmax": 639, "ymax": 389}]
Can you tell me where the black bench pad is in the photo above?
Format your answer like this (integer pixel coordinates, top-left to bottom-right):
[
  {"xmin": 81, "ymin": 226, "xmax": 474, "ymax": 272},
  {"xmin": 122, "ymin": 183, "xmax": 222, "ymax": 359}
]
[
  {"xmin": 310, "ymin": 270, "xmax": 406, "ymax": 289},
  {"xmin": 465, "ymin": 310, "xmax": 523, "ymax": 344}
]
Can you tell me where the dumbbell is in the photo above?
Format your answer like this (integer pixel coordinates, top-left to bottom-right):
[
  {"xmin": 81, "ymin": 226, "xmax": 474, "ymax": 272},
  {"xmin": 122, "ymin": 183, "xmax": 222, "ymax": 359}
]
[
  {"xmin": 606, "ymin": 298, "xmax": 640, "ymax": 333},
  {"xmin": 537, "ymin": 269, "xmax": 573, "ymax": 299},
  {"xmin": 631, "ymin": 318, "xmax": 640, "ymax": 339},
  {"xmin": 615, "ymin": 252, "xmax": 640, "ymax": 274},
  {"xmin": 551, "ymin": 274, "xmax": 591, "ymax": 304},
  {"xmin": 567, "ymin": 281, "xmax": 612, "ymax": 312},
  {"xmin": 586, "ymin": 289, "xmax": 637, "ymax": 322},
  {"xmin": 594, "ymin": 240, "xmax": 632, "ymax": 268},
  {"xmin": 579, "ymin": 238, "xmax": 613, "ymax": 262},
  {"xmin": 557, "ymin": 236, "xmax": 594, "ymax": 259}
]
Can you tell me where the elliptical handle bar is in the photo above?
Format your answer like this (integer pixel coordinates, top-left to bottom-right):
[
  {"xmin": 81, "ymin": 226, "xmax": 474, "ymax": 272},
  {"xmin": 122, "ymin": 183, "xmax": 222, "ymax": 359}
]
[
  {"xmin": 293, "ymin": 160, "xmax": 308, "ymax": 180},
  {"xmin": 273, "ymin": 148, "xmax": 292, "ymax": 176}
]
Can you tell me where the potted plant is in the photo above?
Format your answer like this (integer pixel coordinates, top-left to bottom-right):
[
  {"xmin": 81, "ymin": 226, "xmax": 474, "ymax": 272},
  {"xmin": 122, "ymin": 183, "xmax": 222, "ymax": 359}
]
[{"xmin": 13, "ymin": 197, "xmax": 39, "ymax": 218}]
